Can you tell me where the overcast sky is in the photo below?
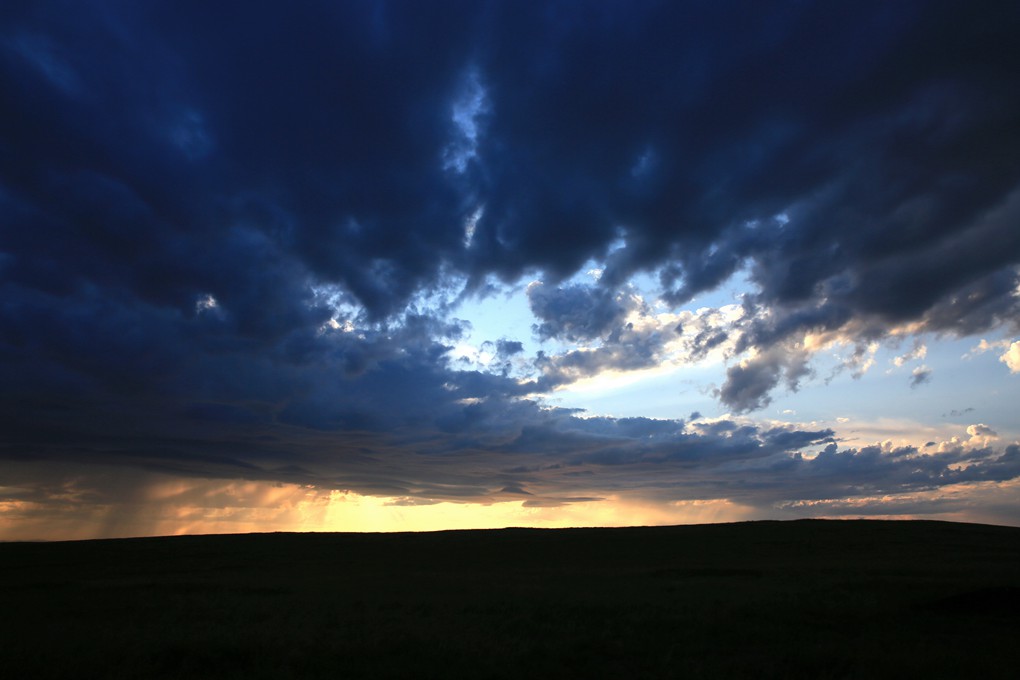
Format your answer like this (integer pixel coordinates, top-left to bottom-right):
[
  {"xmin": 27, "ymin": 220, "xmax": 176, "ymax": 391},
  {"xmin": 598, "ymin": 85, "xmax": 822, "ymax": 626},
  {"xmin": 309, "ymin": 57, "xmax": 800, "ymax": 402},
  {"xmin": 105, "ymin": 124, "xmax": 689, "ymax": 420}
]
[{"xmin": 2, "ymin": 0, "xmax": 1019, "ymax": 540}]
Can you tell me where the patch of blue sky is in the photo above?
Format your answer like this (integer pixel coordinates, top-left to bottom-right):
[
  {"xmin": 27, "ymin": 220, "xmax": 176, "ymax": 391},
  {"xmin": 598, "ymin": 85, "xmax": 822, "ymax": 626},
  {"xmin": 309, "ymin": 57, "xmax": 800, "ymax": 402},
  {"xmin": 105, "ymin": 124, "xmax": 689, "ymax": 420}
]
[
  {"xmin": 769, "ymin": 333, "xmax": 1020, "ymax": 443},
  {"xmin": 449, "ymin": 278, "xmax": 539, "ymax": 363},
  {"xmin": 928, "ymin": 334, "xmax": 1020, "ymax": 438},
  {"xmin": 449, "ymin": 256, "xmax": 1019, "ymax": 451}
]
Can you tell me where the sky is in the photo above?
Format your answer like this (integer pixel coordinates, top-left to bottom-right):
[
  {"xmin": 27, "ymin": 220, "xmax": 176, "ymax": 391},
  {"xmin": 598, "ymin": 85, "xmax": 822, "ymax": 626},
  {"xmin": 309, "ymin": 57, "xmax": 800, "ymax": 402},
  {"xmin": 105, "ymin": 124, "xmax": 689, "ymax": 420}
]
[{"xmin": 2, "ymin": 0, "xmax": 1020, "ymax": 540}]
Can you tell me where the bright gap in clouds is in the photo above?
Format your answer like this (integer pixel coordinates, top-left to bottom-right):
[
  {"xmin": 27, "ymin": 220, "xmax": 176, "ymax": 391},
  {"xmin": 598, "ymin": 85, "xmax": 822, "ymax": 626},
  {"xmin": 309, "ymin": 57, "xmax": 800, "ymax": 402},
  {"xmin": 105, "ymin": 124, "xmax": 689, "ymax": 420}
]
[
  {"xmin": 449, "ymin": 279, "xmax": 538, "ymax": 369},
  {"xmin": 772, "ymin": 334, "xmax": 1020, "ymax": 444},
  {"xmin": 450, "ymin": 264, "xmax": 749, "ymax": 416},
  {"xmin": 449, "ymin": 262, "xmax": 1020, "ymax": 453}
]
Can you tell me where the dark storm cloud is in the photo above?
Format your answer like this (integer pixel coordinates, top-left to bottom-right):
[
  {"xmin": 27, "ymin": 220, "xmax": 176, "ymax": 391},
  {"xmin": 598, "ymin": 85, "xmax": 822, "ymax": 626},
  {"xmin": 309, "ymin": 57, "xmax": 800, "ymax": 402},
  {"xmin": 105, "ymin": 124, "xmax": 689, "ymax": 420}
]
[
  {"xmin": 528, "ymin": 282, "xmax": 644, "ymax": 342},
  {"xmin": 532, "ymin": 317, "xmax": 673, "ymax": 390},
  {"xmin": 2, "ymin": 0, "xmax": 1020, "ymax": 525},
  {"xmin": 1, "ymin": 0, "xmax": 479, "ymax": 324},
  {"xmin": 495, "ymin": 339, "xmax": 524, "ymax": 358},
  {"xmin": 716, "ymin": 345, "xmax": 813, "ymax": 413},
  {"xmin": 4, "ymin": 1, "xmax": 1019, "ymax": 326}
]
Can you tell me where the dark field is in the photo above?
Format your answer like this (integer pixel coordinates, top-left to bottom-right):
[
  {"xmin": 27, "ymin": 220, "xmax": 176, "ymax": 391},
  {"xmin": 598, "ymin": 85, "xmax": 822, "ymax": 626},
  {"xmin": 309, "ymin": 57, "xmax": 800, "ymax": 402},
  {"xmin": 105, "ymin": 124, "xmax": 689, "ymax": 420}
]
[{"xmin": 2, "ymin": 520, "xmax": 1018, "ymax": 679}]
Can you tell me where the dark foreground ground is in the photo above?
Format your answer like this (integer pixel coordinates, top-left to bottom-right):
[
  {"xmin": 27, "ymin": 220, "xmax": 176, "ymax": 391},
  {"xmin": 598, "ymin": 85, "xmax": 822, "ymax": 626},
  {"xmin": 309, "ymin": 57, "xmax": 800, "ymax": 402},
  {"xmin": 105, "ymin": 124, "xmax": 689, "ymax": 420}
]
[{"xmin": 2, "ymin": 520, "xmax": 1019, "ymax": 679}]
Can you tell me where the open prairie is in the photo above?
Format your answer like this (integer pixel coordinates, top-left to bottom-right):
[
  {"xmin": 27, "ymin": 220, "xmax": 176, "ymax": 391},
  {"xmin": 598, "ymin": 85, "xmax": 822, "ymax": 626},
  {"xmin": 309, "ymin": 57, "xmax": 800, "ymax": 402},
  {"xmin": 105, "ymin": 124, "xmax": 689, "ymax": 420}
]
[{"xmin": 2, "ymin": 520, "xmax": 1018, "ymax": 678}]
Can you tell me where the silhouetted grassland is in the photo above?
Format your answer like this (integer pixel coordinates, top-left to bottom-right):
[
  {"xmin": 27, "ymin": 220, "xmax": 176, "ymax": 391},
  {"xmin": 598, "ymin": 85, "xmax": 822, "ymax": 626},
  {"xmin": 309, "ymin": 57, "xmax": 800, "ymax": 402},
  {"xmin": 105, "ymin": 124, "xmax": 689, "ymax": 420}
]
[{"xmin": 2, "ymin": 519, "xmax": 1018, "ymax": 678}]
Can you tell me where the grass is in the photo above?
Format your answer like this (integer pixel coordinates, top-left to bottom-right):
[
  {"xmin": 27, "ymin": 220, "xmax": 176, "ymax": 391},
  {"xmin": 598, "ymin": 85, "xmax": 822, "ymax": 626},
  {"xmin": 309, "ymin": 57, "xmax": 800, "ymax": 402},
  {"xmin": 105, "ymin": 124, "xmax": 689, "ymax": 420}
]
[{"xmin": 2, "ymin": 519, "xmax": 1018, "ymax": 678}]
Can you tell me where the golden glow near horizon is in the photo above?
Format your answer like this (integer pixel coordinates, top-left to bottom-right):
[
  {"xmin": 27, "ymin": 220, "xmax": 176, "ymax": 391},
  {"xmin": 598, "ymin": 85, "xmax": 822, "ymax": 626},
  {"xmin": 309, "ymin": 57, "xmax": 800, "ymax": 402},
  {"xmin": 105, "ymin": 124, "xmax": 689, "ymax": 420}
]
[
  {"xmin": 0, "ymin": 470, "xmax": 761, "ymax": 541},
  {"xmin": 0, "ymin": 422, "xmax": 1015, "ymax": 543},
  {"xmin": 4, "ymin": 470, "xmax": 1018, "ymax": 542}
]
